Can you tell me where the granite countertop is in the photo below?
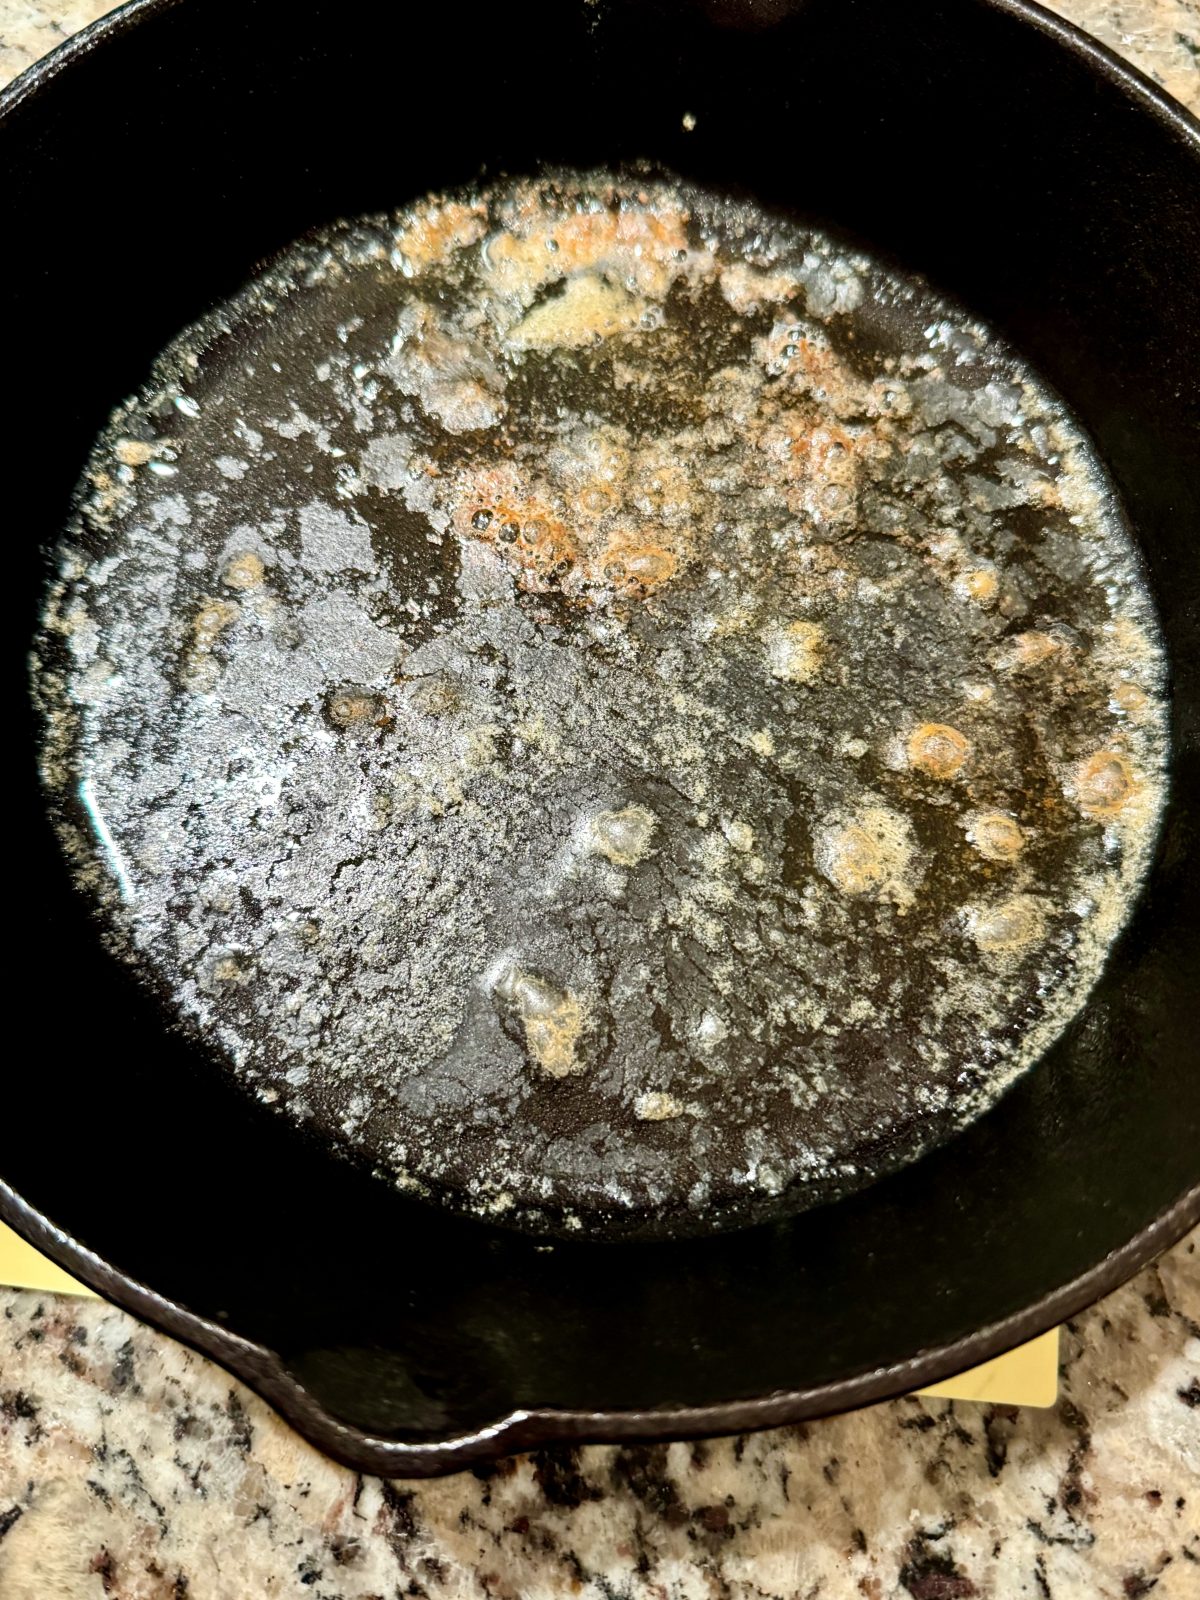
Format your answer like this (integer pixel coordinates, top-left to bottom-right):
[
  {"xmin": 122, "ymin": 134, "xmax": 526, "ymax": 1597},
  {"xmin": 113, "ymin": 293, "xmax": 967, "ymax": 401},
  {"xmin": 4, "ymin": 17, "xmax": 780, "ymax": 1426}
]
[{"xmin": 2, "ymin": 2, "xmax": 1198, "ymax": 1596}]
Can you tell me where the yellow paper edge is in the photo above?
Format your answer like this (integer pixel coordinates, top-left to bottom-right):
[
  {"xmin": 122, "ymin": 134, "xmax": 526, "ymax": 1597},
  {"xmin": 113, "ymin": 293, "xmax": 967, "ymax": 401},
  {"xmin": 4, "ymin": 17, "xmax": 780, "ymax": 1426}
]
[
  {"xmin": 0, "ymin": 1219, "xmax": 98, "ymax": 1299},
  {"xmin": 915, "ymin": 1326, "xmax": 1060, "ymax": 1407},
  {"xmin": 1, "ymin": 1221, "xmax": 1059, "ymax": 1404}
]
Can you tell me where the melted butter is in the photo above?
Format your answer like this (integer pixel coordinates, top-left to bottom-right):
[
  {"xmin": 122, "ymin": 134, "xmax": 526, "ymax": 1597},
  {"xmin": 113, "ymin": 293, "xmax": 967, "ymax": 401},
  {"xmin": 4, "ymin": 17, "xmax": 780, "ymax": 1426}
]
[{"xmin": 35, "ymin": 173, "xmax": 1170, "ymax": 1233}]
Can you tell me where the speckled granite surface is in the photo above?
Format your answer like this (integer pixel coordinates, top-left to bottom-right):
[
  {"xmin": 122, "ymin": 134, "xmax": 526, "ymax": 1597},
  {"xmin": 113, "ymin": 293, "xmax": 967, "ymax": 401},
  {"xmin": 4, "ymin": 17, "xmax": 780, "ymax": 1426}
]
[
  {"xmin": 2, "ymin": 2, "xmax": 1198, "ymax": 1595},
  {"xmin": 0, "ymin": 1238, "xmax": 1195, "ymax": 1597}
]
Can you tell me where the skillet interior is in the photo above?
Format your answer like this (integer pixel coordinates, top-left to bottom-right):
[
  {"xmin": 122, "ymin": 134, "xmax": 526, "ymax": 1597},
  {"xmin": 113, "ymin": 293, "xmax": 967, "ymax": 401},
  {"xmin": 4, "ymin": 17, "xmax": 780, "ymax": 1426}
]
[{"xmin": 2, "ymin": 0, "xmax": 1198, "ymax": 1474}]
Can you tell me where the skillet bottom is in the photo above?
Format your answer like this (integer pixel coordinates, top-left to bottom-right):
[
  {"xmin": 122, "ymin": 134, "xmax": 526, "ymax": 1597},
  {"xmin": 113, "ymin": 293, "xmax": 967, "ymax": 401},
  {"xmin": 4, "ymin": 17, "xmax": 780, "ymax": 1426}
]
[{"xmin": 36, "ymin": 173, "xmax": 1169, "ymax": 1235}]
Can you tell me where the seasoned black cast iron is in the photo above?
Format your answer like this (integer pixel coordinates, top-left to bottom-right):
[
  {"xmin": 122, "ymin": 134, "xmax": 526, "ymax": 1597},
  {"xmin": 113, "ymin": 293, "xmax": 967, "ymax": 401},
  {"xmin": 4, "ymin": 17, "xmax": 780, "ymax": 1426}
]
[{"xmin": 2, "ymin": 0, "xmax": 1197, "ymax": 1475}]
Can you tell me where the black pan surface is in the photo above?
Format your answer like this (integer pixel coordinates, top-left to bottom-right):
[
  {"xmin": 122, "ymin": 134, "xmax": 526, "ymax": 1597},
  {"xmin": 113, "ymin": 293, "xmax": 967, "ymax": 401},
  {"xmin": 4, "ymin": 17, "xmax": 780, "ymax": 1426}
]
[{"xmin": 2, "ymin": 0, "xmax": 1198, "ymax": 1475}]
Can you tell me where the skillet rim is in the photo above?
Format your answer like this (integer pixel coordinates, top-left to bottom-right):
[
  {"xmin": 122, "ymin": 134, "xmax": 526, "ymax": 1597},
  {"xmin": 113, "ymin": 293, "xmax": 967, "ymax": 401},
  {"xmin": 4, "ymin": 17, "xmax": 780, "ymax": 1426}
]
[
  {"xmin": 2, "ymin": 0, "xmax": 1198, "ymax": 1476},
  {"xmin": 2, "ymin": 1180, "xmax": 1197, "ymax": 1474}
]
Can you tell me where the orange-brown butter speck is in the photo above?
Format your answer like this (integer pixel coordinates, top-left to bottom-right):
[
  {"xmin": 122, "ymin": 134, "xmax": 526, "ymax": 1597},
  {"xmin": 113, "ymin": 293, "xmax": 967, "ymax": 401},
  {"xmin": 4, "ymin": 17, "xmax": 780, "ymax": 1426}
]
[
  {"xmin": 966, "ymin": 812, "xmax": 1025, "ymax": 862},
  {"xmin": 393, "ymin": 200, "xmax": 487, "ymax": 269},
  {"xmin": 1073, "ymin": 750, "xmax": 1136, "ymax": 817},
  {"xmin": 907, "ymin": 723, "xmax": 970, "ymax": 779}
]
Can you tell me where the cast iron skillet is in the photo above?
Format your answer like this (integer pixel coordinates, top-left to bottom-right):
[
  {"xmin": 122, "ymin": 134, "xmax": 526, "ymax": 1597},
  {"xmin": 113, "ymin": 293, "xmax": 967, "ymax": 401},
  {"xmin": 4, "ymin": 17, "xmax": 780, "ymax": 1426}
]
[{"xmin": 2, "ymin": 0, "xmax": 1198, "ymax": 1476}]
